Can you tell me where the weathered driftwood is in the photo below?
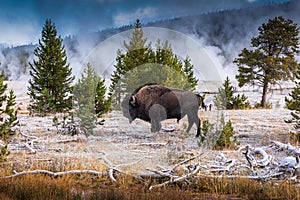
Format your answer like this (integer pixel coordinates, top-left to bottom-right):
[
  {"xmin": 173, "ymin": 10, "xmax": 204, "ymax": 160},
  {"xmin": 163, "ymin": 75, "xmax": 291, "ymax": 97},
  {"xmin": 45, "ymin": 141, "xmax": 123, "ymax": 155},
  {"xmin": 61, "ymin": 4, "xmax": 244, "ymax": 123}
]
[
  {"xmin": 210, "ymin": 159, "xmax": 236, "ymax": 172},
  {"xmin": 241, "ymin": 145, "xmax": 271, "ymax": 168},
  {"xmin": 171, "ymin": 153, "xmax": 203, "ymax": 172},
  {"xmin": 3, "ymin": 139, "xmax": 300, "ymax": 189},
  {"xmin": 2, "ymin": 169, "xmax": 107, "ymax": 179},
  {"xmin": 145, "ymin": 142, "xmax": 300, "ymax": 190},
  {"xmin": 149, "ymin": 164, "xmax": 201, "ymax": 190},
  {"xmin": 271, "ymin": 141, "xmax": 300, "ymax": 156}
]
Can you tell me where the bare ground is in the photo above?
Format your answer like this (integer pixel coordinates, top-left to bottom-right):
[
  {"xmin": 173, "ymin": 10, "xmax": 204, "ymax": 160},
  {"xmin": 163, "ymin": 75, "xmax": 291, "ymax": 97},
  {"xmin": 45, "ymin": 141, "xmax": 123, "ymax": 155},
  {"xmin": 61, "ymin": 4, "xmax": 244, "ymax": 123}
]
[
  {"xmin": 1, "ymin": 81, "xmax": 296, "ymax": 177},
  {"xmin": 0, "ymin": 108, "xmax": 293, "ymax": 177}
]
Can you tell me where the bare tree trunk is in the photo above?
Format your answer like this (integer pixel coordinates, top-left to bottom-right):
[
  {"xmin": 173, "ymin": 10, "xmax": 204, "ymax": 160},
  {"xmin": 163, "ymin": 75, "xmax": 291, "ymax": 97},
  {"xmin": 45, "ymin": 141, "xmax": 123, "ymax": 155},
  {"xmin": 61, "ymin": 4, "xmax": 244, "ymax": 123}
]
[{"xmin": 261, "ymin": 82, "xmax": 268, "ymax": 108}]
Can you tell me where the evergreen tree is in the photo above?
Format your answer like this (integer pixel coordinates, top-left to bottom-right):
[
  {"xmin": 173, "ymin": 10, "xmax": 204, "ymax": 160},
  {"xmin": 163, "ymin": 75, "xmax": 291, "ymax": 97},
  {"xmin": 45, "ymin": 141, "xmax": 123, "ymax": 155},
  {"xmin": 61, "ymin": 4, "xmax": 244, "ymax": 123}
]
[
  {"xmin": 285, "ymin": 64, "xmax": 300, "ymax": 143},
  {"xmin": 28, "ymin": 19, "xmax": 74, "ymax": 114},
  {"xmin": 214, "ymin": 76, "xmax": 250, "ymax": 109},
  {"xmin": 214, "ymin": 77, "xmax": 234, "ymax": 109},
  {"xmin": 234, "ymin": 16, "xmax": 299, "ymax": 108},
  {"xmin": 109, "ymin": 19, "xmax": 153, "ymax": 108},
  {"xmin": 95, "ymin": 78, "xmax": 110, "ymax": 117},
  {"xmin": 183, "ymin": 56, "xmax": 198, "ymax": 90},
  {"xmin": 214, "ymin": 115, "xmax": 237, "ymax": 150},
  {"xmin": 109, "ymin": 50, "xmax": 126, "ymax": 108},
  {"xmin": 73, "ymin": 63, "xmax": 109, "ymax": 133},
  {"xmin": 0, "ymin": 70, "xmax": 18, "ymax": 162},
  {"xmin": 109, "ymin": 19, "xmax": 198, "ymax": 108},
  {"xmin": 0, "ymin": 71, "xmax": 18, "ymax": 141}
]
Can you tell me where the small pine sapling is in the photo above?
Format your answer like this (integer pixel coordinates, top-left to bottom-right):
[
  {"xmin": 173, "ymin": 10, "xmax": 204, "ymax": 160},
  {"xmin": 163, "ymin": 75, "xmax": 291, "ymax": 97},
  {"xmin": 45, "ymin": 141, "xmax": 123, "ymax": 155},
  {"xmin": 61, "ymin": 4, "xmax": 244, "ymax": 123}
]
[
  {"xmin": 0, "ymin": 72, "xmax": 18, "ymax": 141},
  {"xmin": 0, "ymin": 70, "xmax": 18, "ymax": 162},
  {"xmin": 214, "ymin": 76, "xmax": 250, "ymax": 110},
  {"xmin": 214, "ymin": 114, "xmax": 238, "ymax": 150},
  {"xmin": 285, "ymin": 64, "xmax": 300, "ymax": 144}
]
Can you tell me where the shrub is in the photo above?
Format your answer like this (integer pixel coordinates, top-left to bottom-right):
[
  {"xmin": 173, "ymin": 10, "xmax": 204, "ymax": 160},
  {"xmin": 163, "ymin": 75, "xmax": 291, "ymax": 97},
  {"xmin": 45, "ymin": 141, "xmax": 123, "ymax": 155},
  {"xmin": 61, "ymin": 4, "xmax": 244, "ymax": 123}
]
[
  {"xmin": 198, "ymin": 114, "xmax": 239, "ymax": 150},
  {"xmin": 254, "ymin": 101, "xmax": 272, "ymax": 109},
  {"xmin": 200, "ymin": 120, "xmax": 214, "ymax": 143},
  {"xmin": 214, "ymin": 77, "xmax": 250, "ymax": 110},
  {"xmin": 214, "ymin": 115, "xmax": 239, "ymax": 150}
]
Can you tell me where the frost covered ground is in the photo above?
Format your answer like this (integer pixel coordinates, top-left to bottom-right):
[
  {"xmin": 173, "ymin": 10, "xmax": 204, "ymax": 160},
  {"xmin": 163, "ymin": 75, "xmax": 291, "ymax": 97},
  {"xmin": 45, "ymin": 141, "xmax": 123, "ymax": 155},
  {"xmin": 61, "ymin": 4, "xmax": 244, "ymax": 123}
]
[{"xmin": 2, "ymin": 81, "xmax": 297, "ymax": 177}]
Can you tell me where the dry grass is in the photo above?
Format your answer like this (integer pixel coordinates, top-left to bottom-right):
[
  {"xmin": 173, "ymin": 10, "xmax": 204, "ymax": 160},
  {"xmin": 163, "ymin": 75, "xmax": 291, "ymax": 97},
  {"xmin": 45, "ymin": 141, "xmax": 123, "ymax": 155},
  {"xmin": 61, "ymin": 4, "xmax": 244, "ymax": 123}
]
[{"xmin": 0, "ymin": 171, "xmax": 299, "ymax": 200}]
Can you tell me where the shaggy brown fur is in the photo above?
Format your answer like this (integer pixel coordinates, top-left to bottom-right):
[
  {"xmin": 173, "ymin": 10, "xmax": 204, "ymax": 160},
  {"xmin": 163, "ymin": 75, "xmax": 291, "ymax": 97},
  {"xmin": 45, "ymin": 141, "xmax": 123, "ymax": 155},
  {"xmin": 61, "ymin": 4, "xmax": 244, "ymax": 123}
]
[{"xmin": 122, "ymin": 84, "xmax": 202, "ymax": 137}]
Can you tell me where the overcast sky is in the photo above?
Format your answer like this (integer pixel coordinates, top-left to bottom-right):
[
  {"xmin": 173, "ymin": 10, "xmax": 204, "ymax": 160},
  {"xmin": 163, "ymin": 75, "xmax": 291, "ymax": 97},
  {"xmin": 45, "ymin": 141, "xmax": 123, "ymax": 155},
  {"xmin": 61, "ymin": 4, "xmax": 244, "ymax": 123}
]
[{"xmin": 0, "ymin": 0, "xmax": 291, "ymax": 45}]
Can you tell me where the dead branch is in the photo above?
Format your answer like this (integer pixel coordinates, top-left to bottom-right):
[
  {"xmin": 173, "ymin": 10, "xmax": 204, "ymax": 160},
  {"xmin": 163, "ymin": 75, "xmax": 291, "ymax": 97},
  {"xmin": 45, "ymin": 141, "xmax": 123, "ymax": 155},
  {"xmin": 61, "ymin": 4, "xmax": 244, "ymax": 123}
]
[
  {"xmin": 18, "ymin": 131, "xmax": 38, "ymax": 140},
  {"xmin": 23, "ymin": 143, "xmax": 36, "ymax": 154},
  {"xmin": 199, "ymin": 172, "xmax": 284, "ymax": 180},
  {"xmin": 108, "ymin": 168, "xmax": 117, "ymax": 182},
  {"xmin": 149, "ymin": 163, "xmax": 201, "ymax": 190},
  {"xmin": 253, "ymin": 148, "xmax": 271, "ymax": 167},
  {"xmin": 210, "ymin": 159, "xmax": 236, "ymax": 172},
  {"xmin": 54, "ymin": 138, "xmax": 83, "ymax": 143},
  {"xmin": 171, "ymin": 153, "xmax": 203, "ymax": 172},
  {"xmin": 241, "ymin": 145, "xmax": 271, "ymax": 168},
  {"xmin": 2, "ymin": 169, "xmax": 107, "ymax": 179},
  {"xmin": 146, "ymin": 168, "xmax": 177, "ymax": 178},
  {"xmin": 131, "ymin": 142, "xmax": 168, "ymax": 147},
  {"xmin": 271, "ymin": 141, "xmax": 300, "ymax": 156},
  {"xmin": 98, "ymin": 150, "xmax": 132, "ymax": 182}
]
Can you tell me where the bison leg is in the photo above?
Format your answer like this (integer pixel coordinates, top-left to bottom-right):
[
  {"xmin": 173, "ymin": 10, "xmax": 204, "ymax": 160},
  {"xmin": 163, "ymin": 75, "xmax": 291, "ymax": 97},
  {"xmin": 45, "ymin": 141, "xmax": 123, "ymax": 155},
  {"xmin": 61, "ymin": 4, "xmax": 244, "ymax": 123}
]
[
  {"xmin": 187, "ymin": 113, "xmax": 201, "ymax": 137},
  {"xmin": 149, "ymin": 104, "xmax": 166, "ymax": 133},
  {"xmin": 195, "ymin": 118, "xmax": 201, "ymax": 137},
  {"xmin": 151, "ymin": 119, "xmax": 161, "ymax": 133}
]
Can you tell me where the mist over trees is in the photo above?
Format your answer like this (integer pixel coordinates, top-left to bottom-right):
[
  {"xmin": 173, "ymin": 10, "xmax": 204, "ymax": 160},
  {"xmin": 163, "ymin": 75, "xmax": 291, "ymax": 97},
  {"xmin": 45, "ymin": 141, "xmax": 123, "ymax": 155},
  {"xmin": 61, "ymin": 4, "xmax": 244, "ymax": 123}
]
[{"xmin": 2, "ymin": 1, "xmax": 300, "ymax": 82}]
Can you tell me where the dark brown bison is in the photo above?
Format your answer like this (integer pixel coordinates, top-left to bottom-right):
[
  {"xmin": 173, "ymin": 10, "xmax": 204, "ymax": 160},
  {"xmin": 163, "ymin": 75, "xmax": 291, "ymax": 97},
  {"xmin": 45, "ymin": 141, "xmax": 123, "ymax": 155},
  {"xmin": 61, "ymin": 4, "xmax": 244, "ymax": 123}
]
[{"xmin": 122, "ymin": 84, "xmax": 205, "ymax": 137}]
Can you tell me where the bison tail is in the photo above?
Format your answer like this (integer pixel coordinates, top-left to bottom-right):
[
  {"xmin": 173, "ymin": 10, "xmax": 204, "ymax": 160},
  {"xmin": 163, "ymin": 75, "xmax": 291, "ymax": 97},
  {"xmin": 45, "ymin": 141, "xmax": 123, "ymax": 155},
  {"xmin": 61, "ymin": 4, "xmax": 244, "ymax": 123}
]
[{"xmin": 195, "ymin": 93, "xmax": 206, "ymax": 109}]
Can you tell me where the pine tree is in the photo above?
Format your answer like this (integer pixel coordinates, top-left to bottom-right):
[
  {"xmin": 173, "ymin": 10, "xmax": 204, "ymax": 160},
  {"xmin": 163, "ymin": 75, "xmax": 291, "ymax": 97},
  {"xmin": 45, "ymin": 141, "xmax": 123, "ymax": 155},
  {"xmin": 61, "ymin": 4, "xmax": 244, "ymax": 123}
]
[
  {"xmin": 109, "ymin": 19, "xmax": 198, "ymax": 108},
  {"xmin": 214, "ymin": 76, "xmax": 250, "ymax": 109},
  {"xmin": 95, "ymin": 78, "xmax": 110, "ymax": 117},
  {"xmin": 285, "ymin": 64, "xmax": 300, "ymax": 143},
  {"xmin": 109, "ymin": 50, "xmax": 126, "ymax": 108},
  {"xmin": 0, "ymin": 70, "xmax": 18, "ymax": 162},
  {"xmin": 234, "ymin": 16, "xmax": 299, "ymax": 108},
  {"xmin": 109, "ymin": 19, "xmax": 153, "ymax": 105},
  {"xmin": 73, "ymin": 63, "xmax": 109, "ymax": 133},
  {"xmin": 183, "ymin": 56, "xmax": 198, "ymax": 91},
  {"xmin": 214, "ymin": 77, "xmax": 234, "ymax": 109},
  {"xmin": 214, "ymin": 115, "xmax": 237, "ymax": 150},
  {"xmin": 28, "ymin": 19, "xmax": 74, "ymax": 114},
  {"xmin": 0, "ymin": 71, "xmax": 18, "ymax": 141}
]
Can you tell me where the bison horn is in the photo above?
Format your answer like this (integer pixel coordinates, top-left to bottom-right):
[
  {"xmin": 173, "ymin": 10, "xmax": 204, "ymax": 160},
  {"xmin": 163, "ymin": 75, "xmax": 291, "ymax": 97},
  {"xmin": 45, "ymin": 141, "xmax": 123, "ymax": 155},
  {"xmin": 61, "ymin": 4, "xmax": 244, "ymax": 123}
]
[{"xmin": 130, "ymin": 96, "xmax": 138, "ymax": 107}]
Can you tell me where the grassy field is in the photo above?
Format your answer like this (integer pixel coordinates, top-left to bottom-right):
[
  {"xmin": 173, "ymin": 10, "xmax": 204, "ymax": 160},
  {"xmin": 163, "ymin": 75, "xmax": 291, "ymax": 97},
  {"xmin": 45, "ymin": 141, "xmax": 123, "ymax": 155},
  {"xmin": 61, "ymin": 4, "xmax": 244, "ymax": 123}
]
[{"xmin": 0, "ymin": 173, "xmax": 299, "ymax": 199}]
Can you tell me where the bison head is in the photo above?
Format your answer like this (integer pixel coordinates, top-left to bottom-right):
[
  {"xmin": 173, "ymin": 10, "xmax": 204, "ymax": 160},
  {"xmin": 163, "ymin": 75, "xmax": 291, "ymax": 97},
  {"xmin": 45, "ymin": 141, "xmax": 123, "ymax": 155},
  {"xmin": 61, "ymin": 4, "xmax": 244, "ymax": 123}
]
[{"xmin": 122, "ymin": 95, "xmax": 139, "ymax": 123}]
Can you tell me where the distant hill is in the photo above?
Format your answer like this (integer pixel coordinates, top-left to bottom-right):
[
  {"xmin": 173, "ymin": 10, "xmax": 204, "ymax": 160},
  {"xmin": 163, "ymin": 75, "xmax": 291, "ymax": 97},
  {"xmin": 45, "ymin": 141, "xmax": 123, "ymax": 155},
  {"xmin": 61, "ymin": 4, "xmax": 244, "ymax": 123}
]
[{"xmin": 1, "ymin": 0, "xmax": 299, "ymax": 81}]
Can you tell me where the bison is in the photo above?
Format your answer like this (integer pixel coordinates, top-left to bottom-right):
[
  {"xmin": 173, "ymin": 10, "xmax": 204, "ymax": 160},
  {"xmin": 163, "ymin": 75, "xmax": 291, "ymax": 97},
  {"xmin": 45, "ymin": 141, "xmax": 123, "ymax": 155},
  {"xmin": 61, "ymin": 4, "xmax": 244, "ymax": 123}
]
[{"xmin": 121, "ymin": 84, "xmax": 205, "ymax": 137}]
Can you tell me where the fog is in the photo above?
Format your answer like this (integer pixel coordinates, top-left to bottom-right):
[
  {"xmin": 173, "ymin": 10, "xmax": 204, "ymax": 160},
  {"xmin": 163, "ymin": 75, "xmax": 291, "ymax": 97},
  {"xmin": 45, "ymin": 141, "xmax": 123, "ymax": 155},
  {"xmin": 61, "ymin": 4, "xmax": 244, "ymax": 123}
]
[{"xmin": 1, "ymin": 0, "xmax": 300, "ymax": 90}]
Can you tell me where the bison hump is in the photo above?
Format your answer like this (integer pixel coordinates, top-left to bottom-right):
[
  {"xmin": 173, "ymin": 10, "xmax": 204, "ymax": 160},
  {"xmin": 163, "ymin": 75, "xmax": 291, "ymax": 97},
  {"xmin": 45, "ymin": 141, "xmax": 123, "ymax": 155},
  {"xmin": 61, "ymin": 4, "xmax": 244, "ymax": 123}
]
[{"xmin": 135, "ymin": 85, "xmax": 171, "ymax": 108}]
